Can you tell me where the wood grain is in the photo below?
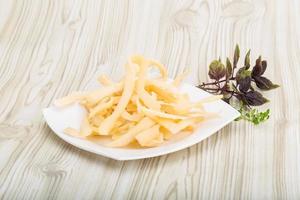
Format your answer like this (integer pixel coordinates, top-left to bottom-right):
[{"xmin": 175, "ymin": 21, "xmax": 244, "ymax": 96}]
[{"xmin": 0, "ymin": 0, "xmax": 299, "ymax": 199}]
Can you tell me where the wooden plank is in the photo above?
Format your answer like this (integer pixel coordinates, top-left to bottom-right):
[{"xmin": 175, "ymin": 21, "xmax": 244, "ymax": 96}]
[{"xmin": 0, "ymin": 0, "xmax": 299, "ymax": 199}]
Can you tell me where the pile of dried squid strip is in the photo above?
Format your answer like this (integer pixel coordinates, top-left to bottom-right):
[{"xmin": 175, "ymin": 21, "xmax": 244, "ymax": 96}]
[{"xmin": 55, "ymin": 55, "xmax": 221, "ymax": 148}]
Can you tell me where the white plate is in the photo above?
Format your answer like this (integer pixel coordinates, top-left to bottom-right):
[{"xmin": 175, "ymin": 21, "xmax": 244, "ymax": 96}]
[{"xmin": 43, "ymin": 83, "xmax": 240, "ymax": 161}]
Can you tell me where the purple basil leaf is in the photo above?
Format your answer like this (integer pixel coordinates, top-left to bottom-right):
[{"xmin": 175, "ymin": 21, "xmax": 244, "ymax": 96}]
[
  {"xmin": 244, "ymin": 50, "xmax": 251, "ymax": 70},
  {"xmin": 252, "ymin": 56, "xmax": 263, "ymax": 77},
  {"xmin": 208, "ymin": 60, "xmax": 226, "ymax": 80},
  {"xmin": 236, "ymin": 94, "xmax": 249, "ymax": 106},
  {"xmin": 236, "ymin": 67, "xmax": 245, "ymax": 84},
  {"xmin": 261, "ymin": 60, "xmax": 267, "ymax": 75},
  {"xmin": 244, "ymin": 91, "xmax": 269, "ymax": 106},
  {"xmin": 226, "ymin": 57, "xmax": 232, "ymax": 79},
  {"xmin": 233, "ymin": 44, "xmax": 240, "ymax": 68},
  {"xmin": 236, "ymin": 67, "xmax": 251, "ymax": 89},
  {"xmin": 254, "ymin": 76, "xmax": 279, "ymax": 90},
  {"xmin": 238, "ymin": 76, "xmax": 251, "ymax": 93}
]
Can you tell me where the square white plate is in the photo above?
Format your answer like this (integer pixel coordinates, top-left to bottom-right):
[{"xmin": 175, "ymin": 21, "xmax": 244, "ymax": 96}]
[{"xmin": 43, "ymin": 83, "xmax": 240, "ymax": 161}]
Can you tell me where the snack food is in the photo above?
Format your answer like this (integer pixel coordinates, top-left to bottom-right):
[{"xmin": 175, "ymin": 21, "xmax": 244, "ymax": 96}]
[{"xmin": 54, "ymin": 55, "xmax": 221, "ymax": 148}]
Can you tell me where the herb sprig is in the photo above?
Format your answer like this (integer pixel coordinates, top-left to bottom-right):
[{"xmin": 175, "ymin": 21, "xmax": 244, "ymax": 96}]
[{"xmin": 198, "ymin": 45, "xmax": 279, "ymax": 125}]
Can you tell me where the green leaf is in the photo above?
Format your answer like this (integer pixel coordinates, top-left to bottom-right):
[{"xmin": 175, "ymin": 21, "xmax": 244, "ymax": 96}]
[
  {"xmin": 226, "ymin": 57, "xmax": 232, "ymax": 79},
  {"xmin": 244, "ymin": 50, "xmax": 251, "ymax": 70},
  {"xmin": 235, "ymin": 107, "xmax": 270, "ymax": 125},
  {"xmin": 208, "ymin": 60, "xmax": 226, "ymax": 80},
  {"xmin": 233, "ymin": 44, "xmax": 240, "ymax": 68}
]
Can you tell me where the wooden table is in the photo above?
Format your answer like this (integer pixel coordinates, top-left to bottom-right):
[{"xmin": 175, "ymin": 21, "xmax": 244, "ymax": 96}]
[{"xmin": 0, "ymin": 0, "xmax": 299, "ymax": 199}]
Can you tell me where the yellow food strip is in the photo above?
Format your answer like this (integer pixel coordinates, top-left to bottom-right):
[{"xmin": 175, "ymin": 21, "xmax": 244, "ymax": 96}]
[
  {"xmin": 160, "ymin": 127, "xmax": 173, "ymax": 140},
  {"xmin": 134, "ymin": 56, "xmax": 162, "ymax": 111},
  {"xmin": 161, "ymin": 104, "xmax": 190, "ymax": 115},
  {"xmin": 135, "ymin": 125, "xmax": 160, "ymax": 146},
  {"xmin": 97, "ymin": 64, "xmax": 137, "ymax": 135},
  {"xmin": 85, "ymin": 83, "xmax": 123, "ymax": 106},
  {"xmin": 89, "ymin": 115, "xmax": 104, "ymax": 126},
  {"xmin": 54, "ymin": 92, "xmax": 88, "ymax": 107},
  {"xmin": 142, "ymin": 133, "xmax": 164, "ymax": 147},
  {"xmin": 97, "ymin": 74, "xmax": 113, "ymax": 86},
  {"xmin": 145, "ymin": 83, "xmax": 177, "ymax": 103},
  {"xmin": 148, "ymin": 59, "xmax": 168, "ymax": 79},
  {"xmin": 64, "ymin": 127, "xmax": 84, "ymax": 138},
  {"xmin": 80, "ymin": 116, "xmax": 93, "ymax": 136},
  {"xmin": 155, "ymin": 118, "xmax": 200, "ymax": 134},
  {"xmin": 88, "ymin": 98, "xmax": 114, "ymax": 119},
  {"xmin": 108, "ymin": 117, "xmax": 156, "ymax": 147},
  {"xmin": 121, "ymin": 111, "xmax": 143, "ymax": 122},
  {"xmin": 137, "ymin": 99, "xmax": 188, "ymax": 120}
]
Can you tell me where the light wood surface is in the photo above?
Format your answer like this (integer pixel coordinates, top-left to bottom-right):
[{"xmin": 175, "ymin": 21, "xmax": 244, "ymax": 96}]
[{"xmin": 0, "ymin": 0, "xmax": 299, "ymax": 199}]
